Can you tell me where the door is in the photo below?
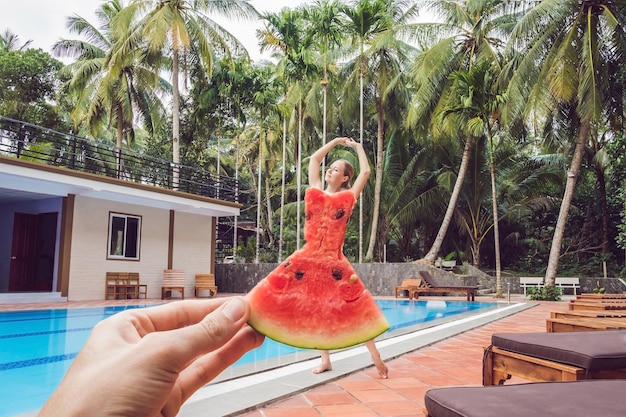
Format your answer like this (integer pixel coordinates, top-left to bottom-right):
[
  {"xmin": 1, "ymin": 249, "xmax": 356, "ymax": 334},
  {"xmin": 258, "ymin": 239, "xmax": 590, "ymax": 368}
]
[{"xmin": 9, "ymin": 212, "xmax": 57, "ymax": 291}]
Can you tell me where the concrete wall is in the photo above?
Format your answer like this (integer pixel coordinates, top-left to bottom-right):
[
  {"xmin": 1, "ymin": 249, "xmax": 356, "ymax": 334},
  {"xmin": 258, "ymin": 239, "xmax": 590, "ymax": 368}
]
[
  {"xmin": 214, "ymin": 262, "xmax": 626, "ymax": 296},
  {"xmin": 215, "ymin": 262, "xmax": 480, "ymax": 296}
]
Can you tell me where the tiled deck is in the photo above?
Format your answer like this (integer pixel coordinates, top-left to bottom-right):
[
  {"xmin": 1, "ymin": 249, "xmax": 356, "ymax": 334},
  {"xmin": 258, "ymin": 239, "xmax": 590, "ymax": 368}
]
[
  {"xmin": 238, "ymin": 295, "xmax": 563, "ymax": 417},
  {"xmin": 1, "ymin": 294, "xmax": 568, "ymax": 417}
]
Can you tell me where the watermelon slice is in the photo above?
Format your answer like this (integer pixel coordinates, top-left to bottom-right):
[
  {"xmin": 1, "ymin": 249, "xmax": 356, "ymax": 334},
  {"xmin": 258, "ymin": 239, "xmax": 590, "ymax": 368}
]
[{"xmin": 247, "ymin": 187, "xmax": 390, "ymax": 349}]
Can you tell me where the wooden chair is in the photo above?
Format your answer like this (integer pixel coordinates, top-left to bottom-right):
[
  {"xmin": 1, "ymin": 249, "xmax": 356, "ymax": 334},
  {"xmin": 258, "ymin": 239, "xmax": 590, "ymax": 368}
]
[
  {"xmin": 105, "ymin": 272, "xmax": 146, "ymax": 299},
  {"xmin": 195, "ymin": 274, "xmax": 218, "ymax": 297},
  {"xmin": 162, "ymin": 269, "xmax": 185, "ymax": 299}
]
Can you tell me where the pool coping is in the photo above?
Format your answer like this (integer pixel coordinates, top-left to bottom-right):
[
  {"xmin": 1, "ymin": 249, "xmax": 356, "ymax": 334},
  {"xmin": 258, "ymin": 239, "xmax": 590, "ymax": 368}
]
[{"xmin": 179, "ymin": 301, "xmax": 533, "ymax": 417}]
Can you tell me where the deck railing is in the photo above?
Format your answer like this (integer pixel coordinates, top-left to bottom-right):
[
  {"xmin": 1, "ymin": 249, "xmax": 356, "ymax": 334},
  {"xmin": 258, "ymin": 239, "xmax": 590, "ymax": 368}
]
[{"xmin": 0, "ymin": 116, "xmax": 238, "ymax": 203}]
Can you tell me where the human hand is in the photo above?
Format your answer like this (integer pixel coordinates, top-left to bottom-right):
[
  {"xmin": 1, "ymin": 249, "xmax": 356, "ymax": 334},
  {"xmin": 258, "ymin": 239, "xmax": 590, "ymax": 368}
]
[
  {"xmin": 38, "ymin": 297, "xmax": 264, "ymax": 417},
  {"xmin": 335, "ymin": 137, "xmax": 358, "ymax": 148}
]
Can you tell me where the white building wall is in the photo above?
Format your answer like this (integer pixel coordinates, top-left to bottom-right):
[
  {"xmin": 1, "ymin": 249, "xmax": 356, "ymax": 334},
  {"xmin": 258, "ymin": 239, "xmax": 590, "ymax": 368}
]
[
  {"xmin": 171, "ymin": 212, "xmax": 214, "ymax": 298},
  {"xmin": 69, "ymin": 196, "xmax": 215, "ymax": 301}
]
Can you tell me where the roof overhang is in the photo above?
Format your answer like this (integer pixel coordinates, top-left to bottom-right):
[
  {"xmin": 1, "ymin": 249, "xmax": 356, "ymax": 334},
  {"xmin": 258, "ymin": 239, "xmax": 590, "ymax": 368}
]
[{"xmin": 0, "ymin": 157, "xmax": 241, "ymax": 217}]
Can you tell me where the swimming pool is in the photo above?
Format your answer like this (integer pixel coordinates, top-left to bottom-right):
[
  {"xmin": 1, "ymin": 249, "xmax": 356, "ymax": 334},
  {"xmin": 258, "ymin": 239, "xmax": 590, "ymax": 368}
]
[{"xmin": 0, "ymin": 299, "xmax": 496, "ymax": 416}]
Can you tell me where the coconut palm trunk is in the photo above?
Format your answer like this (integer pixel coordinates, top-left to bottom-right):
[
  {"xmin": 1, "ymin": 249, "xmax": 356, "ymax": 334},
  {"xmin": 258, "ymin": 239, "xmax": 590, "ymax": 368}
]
[
  {"xmin": 544, "ymin": 120, "xmax": 590, "ymax": 285},
  {"xmin": 171, "ymin": 46, "xmax": 181, "ymax": 189},
  {"xmin": 365, "ymin": 98, "xmax": 384, "ymax": 261},
  {"xmin": 424, "ymin": 136, "xmax": 474, "ymax": 264}
]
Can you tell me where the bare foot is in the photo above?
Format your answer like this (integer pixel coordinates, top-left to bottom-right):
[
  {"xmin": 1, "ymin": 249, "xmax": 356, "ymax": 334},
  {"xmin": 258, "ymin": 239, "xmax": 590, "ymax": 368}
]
[
  {"xmin": 312, "ymin": 362, "xmax": 332, "ymax": 374},
  {"xmin": 376, "ymin": 362, "xmax": 389, "ymax": 379}
]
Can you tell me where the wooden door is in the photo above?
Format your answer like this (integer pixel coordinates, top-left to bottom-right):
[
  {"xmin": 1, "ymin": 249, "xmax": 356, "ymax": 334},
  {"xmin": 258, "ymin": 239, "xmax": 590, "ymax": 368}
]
[{"xmin": 8, "ymin": 212, "xmax": 57, "ymax": 291}]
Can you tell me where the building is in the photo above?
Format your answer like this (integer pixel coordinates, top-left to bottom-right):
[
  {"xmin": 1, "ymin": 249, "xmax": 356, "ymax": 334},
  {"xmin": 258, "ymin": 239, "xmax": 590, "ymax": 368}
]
[{"xmin": 0, "ymin": 116, "xmax": 241, "ymax": 303}]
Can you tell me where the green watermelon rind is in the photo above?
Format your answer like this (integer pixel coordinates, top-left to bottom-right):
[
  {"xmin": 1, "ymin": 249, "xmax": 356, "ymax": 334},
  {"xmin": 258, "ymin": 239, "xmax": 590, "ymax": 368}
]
[{"xmin": 247, "ymin": 313, "xmax": 390, "ymax": 350}]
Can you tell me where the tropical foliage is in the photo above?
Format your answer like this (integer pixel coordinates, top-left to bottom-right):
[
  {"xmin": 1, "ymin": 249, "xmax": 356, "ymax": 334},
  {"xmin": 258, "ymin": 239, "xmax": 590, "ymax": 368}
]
[{"xmin": 2, "ymin": 0, "xmax": 626, "ymax": 283}]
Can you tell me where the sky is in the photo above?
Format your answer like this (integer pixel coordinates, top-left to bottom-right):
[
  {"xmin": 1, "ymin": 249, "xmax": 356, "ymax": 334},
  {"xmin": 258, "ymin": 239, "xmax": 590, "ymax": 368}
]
[{"xmin": 2, "ymin": 0, "xmax": 314, "ymax": 62}]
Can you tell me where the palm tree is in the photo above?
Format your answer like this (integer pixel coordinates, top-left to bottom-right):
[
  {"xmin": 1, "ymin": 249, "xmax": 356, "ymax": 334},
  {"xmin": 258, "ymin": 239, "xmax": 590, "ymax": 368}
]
[
  {"xmin": 341, "ymin": 0, "xmax": 419, "ymax": 262},
  {"xmin": 306, "ymin": 0, "xmax": 344, "ymax": 184},
  {"xmin": 117, "ymin": 0, "xmax": 258, "ymax": 187},
  {"xmin": 258, "ymin": 7, "xmax": 320, "ymax": 250},
  {"xmin": 445, "ymin": 62, "xmax": 507, "ymax": 295},
  {"xmin": 0, "ymin": 29, "xmax": 32, "ymax": 51},
  {"xmin": 504, "ymin": 0, "xmax": 626, "ymax": 285},
  {"xmin": 52, "ymin": 0, "xmax": 167, "ymax": 176},
  {"xmin": 407, "ymin": 0, "xmax": 520, "ymax": 265}
]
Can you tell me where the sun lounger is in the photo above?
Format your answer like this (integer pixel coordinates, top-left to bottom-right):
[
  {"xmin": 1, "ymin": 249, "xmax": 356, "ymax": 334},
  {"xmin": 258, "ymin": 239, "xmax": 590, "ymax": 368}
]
[
  {"xmin": 424, "ymin": 380, "xmax": 626, "ymax": 417},
  {"xmin": 413, "ymin": 271, "xmax": 478, "ymax": 301},
  {"xmin": 482, "ymin": 330, "xmax": 626, "ymax": 385},
  {"xmin": 550, "ymin": 310, "xmax": 626, "ymax": 319},
  {"xmin": 547, "ymin": 316, "xmax": 626, "ymax": 332},
  {"xmin": 394, "ymin": 278, "xmax": 423, "ymax": 299},
  {"xmin": 577, "ymin": 293, "xmax": 626, "ymax": 300},
  {"xmin": 568, "ymin": 300, "xmax": 626, "ymax": 311}
]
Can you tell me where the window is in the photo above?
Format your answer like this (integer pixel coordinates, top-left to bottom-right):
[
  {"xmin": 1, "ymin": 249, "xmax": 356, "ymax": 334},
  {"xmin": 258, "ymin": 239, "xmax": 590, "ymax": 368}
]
[{"xmin": 108, "ymin": 213, "xmax": 141, "ymax": 260}]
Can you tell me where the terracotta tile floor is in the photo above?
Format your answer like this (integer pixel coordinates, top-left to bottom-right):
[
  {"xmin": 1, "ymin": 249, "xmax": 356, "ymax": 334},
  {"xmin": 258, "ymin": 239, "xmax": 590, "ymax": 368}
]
[
  {"xmin": 238, "ymin": 295, "xmax": 566, "ymax": 417},
  {"xmin": 0, "ymin": 294, "xmax": 569, "ymax": 417}
]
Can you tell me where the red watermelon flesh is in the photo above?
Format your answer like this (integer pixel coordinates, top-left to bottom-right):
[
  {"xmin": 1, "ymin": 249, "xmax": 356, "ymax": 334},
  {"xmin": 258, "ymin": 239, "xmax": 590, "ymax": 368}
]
[{"xmin": 247, "ymin": 187, "xmax": 390, "ymax": 350}]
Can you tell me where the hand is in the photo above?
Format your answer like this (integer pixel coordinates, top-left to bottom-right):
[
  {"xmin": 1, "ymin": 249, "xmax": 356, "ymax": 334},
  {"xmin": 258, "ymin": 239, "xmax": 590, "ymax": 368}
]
[
  {"xmin": 336, "ymin": 137, "xmax": 358, "ymax": 148},
  {"xmin": 38, "ymin": 297, "xmax": 264, "ymax": 417}
]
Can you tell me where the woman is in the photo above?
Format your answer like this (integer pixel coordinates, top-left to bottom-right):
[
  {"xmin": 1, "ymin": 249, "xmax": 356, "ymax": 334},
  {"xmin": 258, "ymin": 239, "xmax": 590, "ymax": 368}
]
[{"xmin": 308, "ymin": 137, "xmax": 388, "ymax": 378}]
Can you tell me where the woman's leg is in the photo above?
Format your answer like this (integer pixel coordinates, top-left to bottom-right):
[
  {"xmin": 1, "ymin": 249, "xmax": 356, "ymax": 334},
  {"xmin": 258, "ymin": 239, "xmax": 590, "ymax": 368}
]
[
  {"xmin": 312, "ymin": 350, "xmax": 332, "ymax": 374},
  {"xmin": 365, "ymin": 339, "xmax": 388, "ymax": 379}
]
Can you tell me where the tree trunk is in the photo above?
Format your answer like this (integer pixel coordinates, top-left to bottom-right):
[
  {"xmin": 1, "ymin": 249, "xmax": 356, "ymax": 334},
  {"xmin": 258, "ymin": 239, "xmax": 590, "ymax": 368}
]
[
  {"xmin": 296, "ymin": 101, "xmax": 303, "ymax": 250},
  {"xmin": 424, "ymin": 136, "xmax": 474, "ymax": 264},
  {"xmin": 278, "ymin": 117, "xmax": 287, "ymax": 262},
  {"xmin": 544, "ymin": 120, "xmax": 590, "ymax": 285},
  {"xmin": 365, "ymin": 97, "xmax": 384, "ymax": 261},
  {"xmin": 171, "ymin": 46, "xmax": 180, "ymax": 190},
  {"xmin": 595, "ymin": 164, "xmax": 609, "ymax": 254},
  {"xmin": 490, "ymin": 160, "xmax": 503, "ymax": 297},
  {"xmin": 264, "ymin": 155, "xmax": 275, "ymax": 245}
]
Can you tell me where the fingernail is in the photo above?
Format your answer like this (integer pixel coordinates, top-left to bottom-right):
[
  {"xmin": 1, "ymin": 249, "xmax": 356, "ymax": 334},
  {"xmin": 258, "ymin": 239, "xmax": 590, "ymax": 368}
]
[{"xmin": 222, "ymin": 297, "xmax": 246, "ymax": 322}]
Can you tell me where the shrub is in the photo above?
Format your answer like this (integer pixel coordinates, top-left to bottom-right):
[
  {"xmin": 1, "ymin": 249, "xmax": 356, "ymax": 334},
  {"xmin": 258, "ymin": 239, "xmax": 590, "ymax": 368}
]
[{"xmin": 526, "ymin": 285, "xmax": 562, "ymax": 301}]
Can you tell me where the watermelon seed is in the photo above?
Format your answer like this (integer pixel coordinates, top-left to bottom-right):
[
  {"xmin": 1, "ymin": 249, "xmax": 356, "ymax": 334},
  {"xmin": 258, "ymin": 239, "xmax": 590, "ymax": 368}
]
[
  {"xmin": 295, "ymin": 271, "xmax": 304, "ymax": 280},
  {"xmin": 332, "ymin": 269, "xmax": 342, "ymax": 280},
  {"xmin": 334, "ymin": 209, "xmax": 345, "ymax": 219}
]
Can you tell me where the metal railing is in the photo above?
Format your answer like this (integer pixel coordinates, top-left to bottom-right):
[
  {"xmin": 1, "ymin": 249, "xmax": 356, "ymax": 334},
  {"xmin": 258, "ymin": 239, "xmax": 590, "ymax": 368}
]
[{"xmin": 0, "ymin": 116, "xmax": 238, "ymax": 203}]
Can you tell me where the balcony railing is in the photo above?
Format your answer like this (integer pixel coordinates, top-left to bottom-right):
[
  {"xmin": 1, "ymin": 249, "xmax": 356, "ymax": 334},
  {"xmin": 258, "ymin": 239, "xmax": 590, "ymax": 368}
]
[{"xmin": 0, "ymin": 116, "xmax": 238, "ymax": 203}]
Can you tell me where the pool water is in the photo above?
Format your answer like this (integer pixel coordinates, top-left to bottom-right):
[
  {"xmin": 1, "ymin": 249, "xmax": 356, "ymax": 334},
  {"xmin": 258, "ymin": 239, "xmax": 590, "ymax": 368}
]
[{"xmin": 0, "ymin": 299, "xmax": 496, "ymax": 416}]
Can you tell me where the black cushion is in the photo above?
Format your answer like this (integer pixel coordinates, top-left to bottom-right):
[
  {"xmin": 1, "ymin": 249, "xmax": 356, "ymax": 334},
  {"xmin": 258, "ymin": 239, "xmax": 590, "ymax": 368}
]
[
  {"xmin": 425, "ymin": 380, "xmax": 626, "ymax": 417},
  {"xmin": 491, "ymin": 330, "xmax": 626, "ymax": 371}
]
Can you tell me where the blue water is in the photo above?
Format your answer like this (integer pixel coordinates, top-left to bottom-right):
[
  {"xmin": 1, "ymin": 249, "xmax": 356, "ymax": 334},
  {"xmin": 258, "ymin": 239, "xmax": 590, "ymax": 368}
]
[{"xmin": 0, "ymin": 299, "xmax": 495, "ymax": 416}]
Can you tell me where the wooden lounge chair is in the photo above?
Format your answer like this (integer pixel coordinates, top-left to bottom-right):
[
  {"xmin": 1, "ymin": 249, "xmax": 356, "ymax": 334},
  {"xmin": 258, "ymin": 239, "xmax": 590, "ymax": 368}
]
[
  {"xmin": 194, "ymin": 273, "xmax": 218, "ymax": 297},
  {"xmin": 162, "ymin": 269, "xmax": 185, "ymax": 299},
  {"xmin": 412, "ymin": 270, "xmax": 478, "ymax": 301},
  {"xmin": 424, "ymin": 380, "xmax": 626, "ymax": 417},
  {"xmin": 482, "ymin": 330, "xmax": 626, "ymax": 386},
  {"xmin": 550, "ymin": 310, "xmax": 626, "ymax": 319},
  {"xmin": 394, "ymin": 278, "xmax": 423, "ymax": 299},
  {"xmin": 569, "ymin": 300, "xmax": 626, "ymax": 311},
  {"xmin": 547, "ymin": 316, "xmax": 626, "ymax": 332},
  {"xmin": 577, "ymin": 293, "xmax": 626, "ymax": 300}
]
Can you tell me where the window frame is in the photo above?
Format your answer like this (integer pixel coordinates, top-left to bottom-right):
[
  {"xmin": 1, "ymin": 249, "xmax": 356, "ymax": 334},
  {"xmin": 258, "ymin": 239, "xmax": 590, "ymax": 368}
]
[{"xmin": 107, "ymin": 212, "xmax": 142, "ymax": 261}]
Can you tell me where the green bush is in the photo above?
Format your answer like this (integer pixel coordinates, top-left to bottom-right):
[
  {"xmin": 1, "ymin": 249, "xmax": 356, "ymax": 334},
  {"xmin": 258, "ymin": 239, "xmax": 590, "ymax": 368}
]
[{"xmin": 526, "ymin": 285, "xmax": 562, "ymax": 301}]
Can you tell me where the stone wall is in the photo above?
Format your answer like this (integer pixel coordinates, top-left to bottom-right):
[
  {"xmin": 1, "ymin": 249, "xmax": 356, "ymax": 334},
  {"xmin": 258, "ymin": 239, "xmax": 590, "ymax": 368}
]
[{"xmin": 215, "ymin": 262, "xmax": 626, "ymax": 296}]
